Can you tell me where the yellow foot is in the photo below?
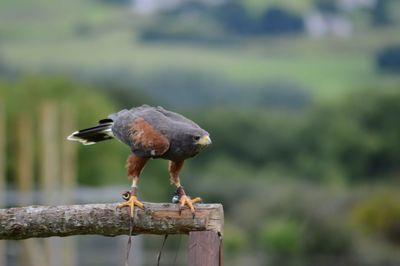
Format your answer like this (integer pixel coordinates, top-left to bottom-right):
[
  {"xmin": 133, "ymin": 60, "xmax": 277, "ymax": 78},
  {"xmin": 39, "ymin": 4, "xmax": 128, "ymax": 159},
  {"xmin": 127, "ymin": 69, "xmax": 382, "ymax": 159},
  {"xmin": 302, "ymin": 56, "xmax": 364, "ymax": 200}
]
[
  {"xmin": 117, "ymin": 194, "xmax": 144, "ymax": 218},
  {"xmin": 179, "ymin": 195, "xmax": 202, "ymax": 217}
]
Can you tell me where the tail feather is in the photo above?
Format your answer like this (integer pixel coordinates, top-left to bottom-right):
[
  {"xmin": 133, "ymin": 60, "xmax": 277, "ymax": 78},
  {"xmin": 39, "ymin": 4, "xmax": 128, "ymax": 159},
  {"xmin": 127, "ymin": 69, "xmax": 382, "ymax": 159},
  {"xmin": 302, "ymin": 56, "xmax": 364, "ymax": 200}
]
[{"xmin": 67, "ymin": 120, "xmax": 114, "ymax": 145}]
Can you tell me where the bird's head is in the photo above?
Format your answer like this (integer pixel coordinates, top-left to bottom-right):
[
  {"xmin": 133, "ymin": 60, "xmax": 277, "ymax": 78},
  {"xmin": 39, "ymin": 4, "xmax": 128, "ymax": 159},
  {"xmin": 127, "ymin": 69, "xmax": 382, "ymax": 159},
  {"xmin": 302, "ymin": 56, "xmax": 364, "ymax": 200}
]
[
  {"xmin": 191, "ymin": 130, "xmax": 212, "ymax": 153},
  {"xmin": 173, "ymin": 127, "xmax": 211, "ymax": 157}
]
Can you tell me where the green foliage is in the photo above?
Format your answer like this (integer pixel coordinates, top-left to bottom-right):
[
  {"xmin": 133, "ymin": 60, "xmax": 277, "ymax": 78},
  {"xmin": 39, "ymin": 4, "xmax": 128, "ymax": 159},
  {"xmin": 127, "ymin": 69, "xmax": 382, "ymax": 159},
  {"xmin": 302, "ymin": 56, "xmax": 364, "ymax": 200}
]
[
  {"xmin": 352, "ymin": 192, "xmax": 400, "ymax": 245},
  {"xmin": 376, "ymin": 45, "xmax": 400, "ymax": 73},
  {"xmin": 140, "ymin": 3, "xmax": 224, "ymax": 44},
  {"xmin": 372, "ymin": 0, "xmax": 392, "ymax": 26},
  {"xmin": 311, "ymin": 88, "xmax": 400, "ymax": 181},
  {"xmin": 260, "ymin": 206, "xmax": 353, "ymax": 257},
  {"xmin": 314, "ymin": 0, "xmax": 338, "ymax": 14},
  {"xmin": 193, "ymin": 87, "xmax": 400, "ymax": 183},
  {"xmin": 258, "ymin": 6, "xmax": 304, "ymax": 35},
  {"xmin": 303, "ymin": 222, "xmax": 352, "ymax": 255},
  {"xmin": 135, "ymin": 69, "xmax": 311, "ymax": 108},
  {"xmin": 260, "ymin": 219, "xmax": 305, "ymax": 256},
  {"xmin": 193, "ymin": 108, "xmax": 305, "ymax": 168},
  {"xmin": 1, "ymin": 0, "xmax": 400, "ymax": 106},
  {"xmin": 140, "ymin": 1, "xmax": 305, "ymax": 39},
  {"xmin": 224, "ymin": 223, "xmax": 248, "ymax": 254}
]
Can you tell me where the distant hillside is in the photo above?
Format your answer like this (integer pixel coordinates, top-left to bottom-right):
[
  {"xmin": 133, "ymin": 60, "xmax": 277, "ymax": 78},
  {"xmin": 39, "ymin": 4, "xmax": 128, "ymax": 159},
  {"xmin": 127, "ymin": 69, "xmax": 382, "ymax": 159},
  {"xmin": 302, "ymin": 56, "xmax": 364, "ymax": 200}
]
[{"xmin": 0, "ymin": 0, "xmax": 400, "ymax": 108}]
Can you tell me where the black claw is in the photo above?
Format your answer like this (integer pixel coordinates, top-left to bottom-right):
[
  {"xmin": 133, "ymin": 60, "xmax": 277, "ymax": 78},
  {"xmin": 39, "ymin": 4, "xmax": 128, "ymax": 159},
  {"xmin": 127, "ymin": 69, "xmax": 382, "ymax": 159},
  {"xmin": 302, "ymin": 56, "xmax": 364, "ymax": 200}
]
[{"xmin": 192, "ymin": 213, "xmax": 195, "ymax": 219}]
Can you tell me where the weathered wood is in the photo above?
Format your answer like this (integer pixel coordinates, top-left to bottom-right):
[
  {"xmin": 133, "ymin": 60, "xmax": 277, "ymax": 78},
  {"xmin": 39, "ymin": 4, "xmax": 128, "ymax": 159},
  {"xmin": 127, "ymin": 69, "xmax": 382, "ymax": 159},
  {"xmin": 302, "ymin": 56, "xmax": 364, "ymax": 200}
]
[
  {"xmin": 39, "ymin": 102, "xmax": 59, "ymax": 266},
  {"xmin": 60, "ymin": 104, "xmax": 77, "ymax": 266},
  {"xmin": 60, "ymin": 104, "xmax": 77, "ymax": 204},
  {"xmin": 40, "ymin": 102, "xmax": 59, "ymax": 204},
  {"xmin": 17, "ymin": 114, "xmax": 47, "ymax": 266},
  {"xmin": 16, "ymin": 114, "xmax": 34, "ymax": 205},
  {"xmin": 188, "ymin": 231, "xmax": 222, "ymax": 266},
  {"xmin": 0, "ymin": 203, "xmax": 223, "ymax": 240}
]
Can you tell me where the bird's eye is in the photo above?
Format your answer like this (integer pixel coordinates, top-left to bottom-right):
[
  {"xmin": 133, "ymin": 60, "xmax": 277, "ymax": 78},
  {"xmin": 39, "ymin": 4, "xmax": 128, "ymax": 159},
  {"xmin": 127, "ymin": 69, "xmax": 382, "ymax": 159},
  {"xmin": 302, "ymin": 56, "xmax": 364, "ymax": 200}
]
[{"xmin": 193, "ymin": 135, "xmax": 201, "ymax": 141}]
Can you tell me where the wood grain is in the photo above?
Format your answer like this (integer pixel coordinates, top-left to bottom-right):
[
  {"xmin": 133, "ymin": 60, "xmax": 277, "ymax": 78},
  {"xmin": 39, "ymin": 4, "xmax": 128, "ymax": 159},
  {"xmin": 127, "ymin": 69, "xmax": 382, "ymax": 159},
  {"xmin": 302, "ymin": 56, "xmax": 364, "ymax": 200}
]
[
  {"xmin": 188, "ymin": 231, "xmax": 222, "ymax": 266},
  {"xmin": 0, "ymin": 203, "xmax": 223, "ymax": 240}
]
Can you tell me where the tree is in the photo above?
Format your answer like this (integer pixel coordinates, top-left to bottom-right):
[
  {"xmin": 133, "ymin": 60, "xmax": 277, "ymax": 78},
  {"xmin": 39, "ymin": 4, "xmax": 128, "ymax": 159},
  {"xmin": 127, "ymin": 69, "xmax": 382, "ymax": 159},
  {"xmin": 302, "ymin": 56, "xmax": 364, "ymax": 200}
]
[
  {"xmin": 258, "ymin": 7, "xmax": 304, "ymax": 35},
  {"xmin": 376, "ymin": 45, "xmax": 400, "ymax": 73},
  {"xmin": 372, "ymin": 0, "xmax": 392, "ymax": 26}
]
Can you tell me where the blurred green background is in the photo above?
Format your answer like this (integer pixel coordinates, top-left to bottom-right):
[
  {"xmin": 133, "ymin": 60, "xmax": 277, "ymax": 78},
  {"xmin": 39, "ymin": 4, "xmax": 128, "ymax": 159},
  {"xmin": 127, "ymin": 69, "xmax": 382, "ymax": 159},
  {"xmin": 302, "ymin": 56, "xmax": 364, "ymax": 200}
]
[{"xmin": 1, "ymin": 0, "xmax": 400, "ymax": 265}]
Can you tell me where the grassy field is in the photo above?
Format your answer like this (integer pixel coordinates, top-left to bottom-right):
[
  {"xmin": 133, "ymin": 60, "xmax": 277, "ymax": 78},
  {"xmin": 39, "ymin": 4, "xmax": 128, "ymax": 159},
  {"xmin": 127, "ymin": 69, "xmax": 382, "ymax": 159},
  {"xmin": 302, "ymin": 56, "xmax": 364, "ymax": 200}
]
[{"xmin": 1, "ymin": 0, "xmax": 400, "ymax": 101}]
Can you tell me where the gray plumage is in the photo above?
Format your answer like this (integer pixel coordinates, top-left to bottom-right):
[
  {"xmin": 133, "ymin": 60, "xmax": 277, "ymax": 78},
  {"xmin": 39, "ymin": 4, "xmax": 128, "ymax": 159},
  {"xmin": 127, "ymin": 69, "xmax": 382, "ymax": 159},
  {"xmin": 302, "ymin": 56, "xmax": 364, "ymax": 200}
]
[{"xmin": 68, "ymin": 105, "xmax": 210, "ymax": 162}]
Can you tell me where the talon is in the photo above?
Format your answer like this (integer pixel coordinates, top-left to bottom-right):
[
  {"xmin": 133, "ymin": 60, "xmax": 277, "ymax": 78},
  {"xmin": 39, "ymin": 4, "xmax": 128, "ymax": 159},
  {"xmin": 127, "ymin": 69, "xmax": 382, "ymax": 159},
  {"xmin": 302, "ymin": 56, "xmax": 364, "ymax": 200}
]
[
  {"xmin": 178, "ymin": 194, "xmax": 199, "ymax": 217},
  {"xmin": 174, "ymin": 186, "xmax": 201, "ymax": 217},
  {"xmin": 117, "ymin": 195, "xmax": 144, "ymax": 218},
  {"xmin": 191, "ymin": 197, "xmax": 202, "ymax": 204}
]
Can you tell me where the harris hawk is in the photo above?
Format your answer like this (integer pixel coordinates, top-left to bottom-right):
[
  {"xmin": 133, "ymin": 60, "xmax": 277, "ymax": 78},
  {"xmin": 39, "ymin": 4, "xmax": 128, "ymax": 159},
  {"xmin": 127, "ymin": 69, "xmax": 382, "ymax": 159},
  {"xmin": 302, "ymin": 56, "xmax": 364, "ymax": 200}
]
[{"xmin": 67, "ymin": 105, "xmax": 211, "ymax": 217}]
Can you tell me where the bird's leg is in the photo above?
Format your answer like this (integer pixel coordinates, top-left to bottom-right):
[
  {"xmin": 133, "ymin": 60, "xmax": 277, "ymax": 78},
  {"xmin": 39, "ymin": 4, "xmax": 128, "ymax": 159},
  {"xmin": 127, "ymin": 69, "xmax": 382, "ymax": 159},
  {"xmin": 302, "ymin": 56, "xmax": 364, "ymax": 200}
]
[
  {"xmin": 175, "ymin": 186, "xmax": 202, "ymax": 216},
  {"xmin": 169, "ymin": 161, "xmax": 202, "ymax": 217},
  {"xmin": 117, "ymin": 155, "xmax": 148, "ymax": 217},
  {"xmin": 117, "ymin": 177, "xmax": 144, "ymax": 217}
]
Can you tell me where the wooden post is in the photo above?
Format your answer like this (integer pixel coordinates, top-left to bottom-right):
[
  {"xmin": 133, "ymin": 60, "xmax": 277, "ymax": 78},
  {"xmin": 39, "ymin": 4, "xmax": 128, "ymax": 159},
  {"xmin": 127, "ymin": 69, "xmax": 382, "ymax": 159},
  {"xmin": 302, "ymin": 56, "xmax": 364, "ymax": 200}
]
[
  {"xmin": 0, "ymin": 101, "xmax": 6, "ymax": 266},
  {"xmin": 188, "ymin": 231, "xmax": 222, "ymax": 266},
  {"xmin": 16, "ymin": 115, "xmax": 34, "ymax": 206},
  {"xmin": 39, "ymin": 102, "xmax": 59, "ymax": 204},
  {"xmin": 39, "ymin": 102, "xmax": 60, "ymax": 266},
  {"xmin": 16, "ymin": 114, "xmax": 47, "ymax": 266},
  {"xmin": 60, "ymin": 105, "xmax": 77, "ymax": 266}
]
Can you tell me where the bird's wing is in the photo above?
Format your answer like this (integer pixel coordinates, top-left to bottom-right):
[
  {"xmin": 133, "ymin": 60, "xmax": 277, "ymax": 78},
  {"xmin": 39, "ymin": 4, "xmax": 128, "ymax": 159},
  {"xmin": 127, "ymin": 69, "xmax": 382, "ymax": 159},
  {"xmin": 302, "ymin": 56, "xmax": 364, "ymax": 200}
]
[
  {"xmin": 128, "ymin": 117, "xmax": 170, "ymax": 157},
  {"xmin": 155, "ymin": 106, "xmax": 201, "ymax": 129}
]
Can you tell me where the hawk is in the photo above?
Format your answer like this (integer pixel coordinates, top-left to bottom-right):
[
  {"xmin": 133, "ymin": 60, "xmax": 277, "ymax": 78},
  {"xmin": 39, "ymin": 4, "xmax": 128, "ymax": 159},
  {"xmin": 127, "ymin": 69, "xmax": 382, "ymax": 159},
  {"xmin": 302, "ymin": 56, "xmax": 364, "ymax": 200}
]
[{"xmin": 68, "ymin": 105, "xmax": 211, "ymax": 217}]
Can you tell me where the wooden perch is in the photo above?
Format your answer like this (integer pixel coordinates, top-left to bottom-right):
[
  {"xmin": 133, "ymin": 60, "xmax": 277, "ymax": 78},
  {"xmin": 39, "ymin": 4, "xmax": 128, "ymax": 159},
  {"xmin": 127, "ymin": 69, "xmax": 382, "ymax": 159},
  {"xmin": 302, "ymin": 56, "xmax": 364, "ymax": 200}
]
[{"xmin": 0, "ymin": 202, "xmax": 223, "ymax": 240}]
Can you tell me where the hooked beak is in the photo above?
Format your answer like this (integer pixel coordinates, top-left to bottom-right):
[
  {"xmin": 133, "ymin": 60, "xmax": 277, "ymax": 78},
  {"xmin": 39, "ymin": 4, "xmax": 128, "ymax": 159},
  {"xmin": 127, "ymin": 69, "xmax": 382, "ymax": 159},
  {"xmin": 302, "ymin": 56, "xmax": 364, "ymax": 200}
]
[{"xmin": 196, "ymin": 135, "xmax": 212, "ymax": 146}]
